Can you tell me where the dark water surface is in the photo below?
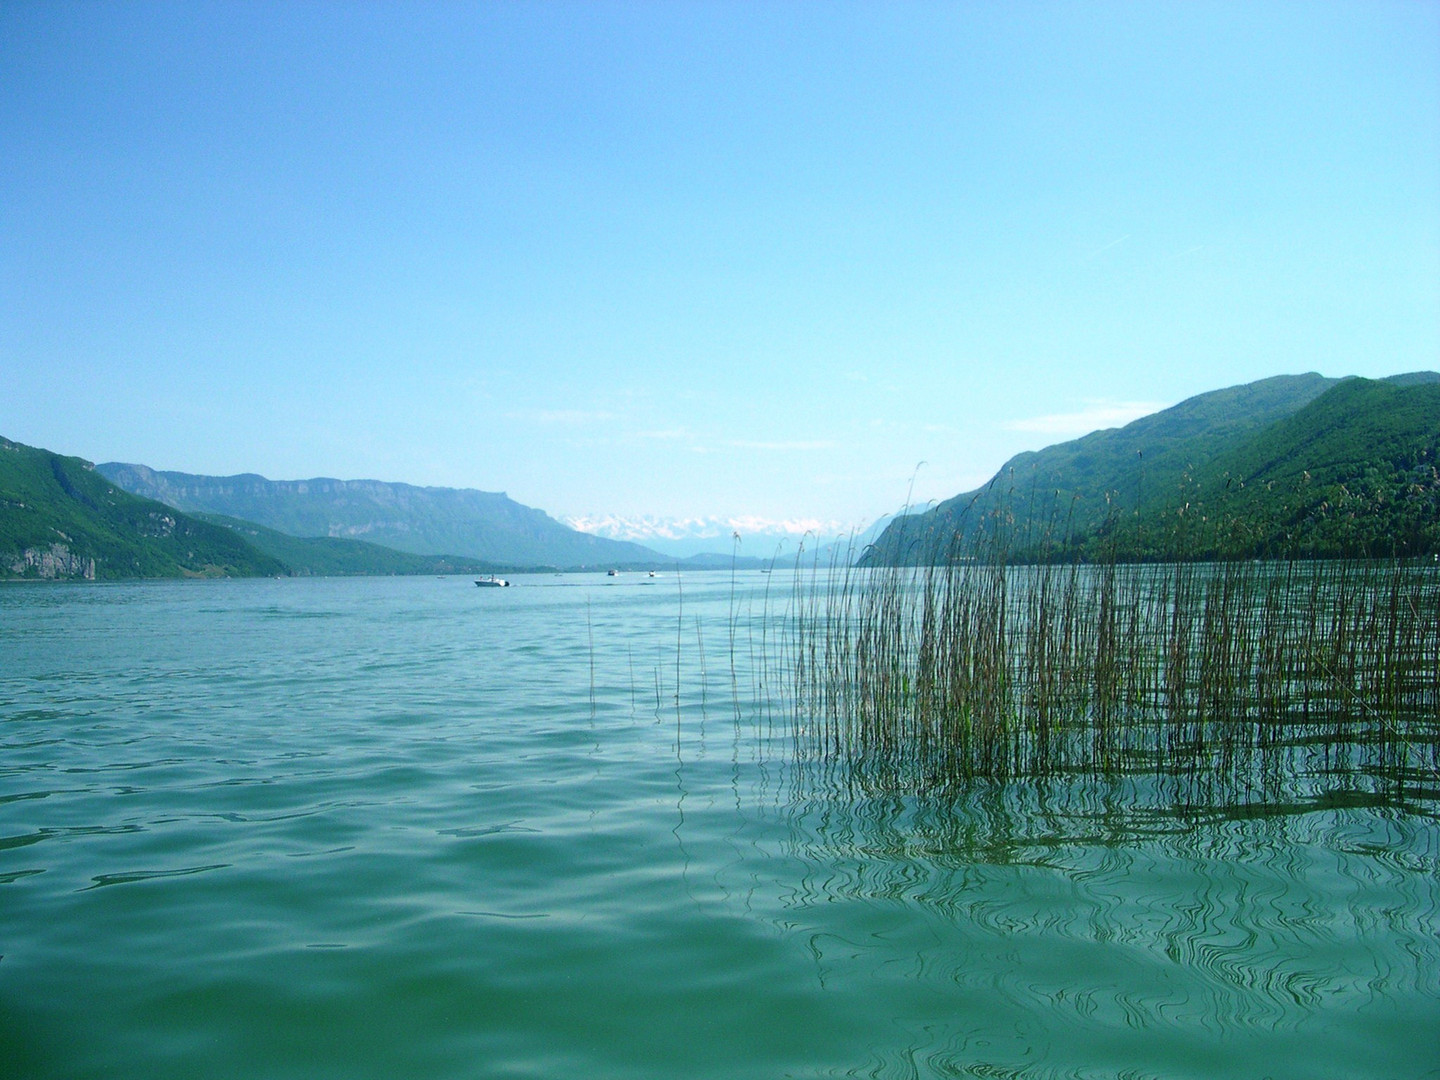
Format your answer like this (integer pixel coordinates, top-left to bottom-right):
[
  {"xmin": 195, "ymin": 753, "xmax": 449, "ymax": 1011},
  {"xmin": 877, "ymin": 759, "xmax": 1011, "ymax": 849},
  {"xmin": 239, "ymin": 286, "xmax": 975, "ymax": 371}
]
[{"xmin": 2, "ymin": 574, "xmax": 1436, "ymax": 1079}]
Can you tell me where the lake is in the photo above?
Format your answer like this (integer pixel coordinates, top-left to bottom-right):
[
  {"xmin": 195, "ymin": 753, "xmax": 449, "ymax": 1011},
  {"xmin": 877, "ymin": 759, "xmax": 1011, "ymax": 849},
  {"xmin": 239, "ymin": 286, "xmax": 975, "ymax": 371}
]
[{"xmin": 2, "ymin": 572, "xmax": 1437, "ymax": 1079}]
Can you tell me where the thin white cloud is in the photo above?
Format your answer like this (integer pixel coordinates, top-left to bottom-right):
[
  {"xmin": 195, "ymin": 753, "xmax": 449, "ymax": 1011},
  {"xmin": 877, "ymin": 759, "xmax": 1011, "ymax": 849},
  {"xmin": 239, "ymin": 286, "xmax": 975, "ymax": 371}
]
[
  {"xmin": 1084, "ymin": 233, "xmax": 1131, "ymax": 259},
  {"xmin": 1163, "ymin": 243, "xmax": 1207, "ymax": 263},
  {"xmin": 509, "ymin": 408, "xmax": 616, "ymax": 425},
  {"xmin": 1003, "ymin": 400, "xmax": 1167, "ymax": 437},
  {"xmin": 727, "ymin": 439, "xmax": 836, "ymax": 451}
]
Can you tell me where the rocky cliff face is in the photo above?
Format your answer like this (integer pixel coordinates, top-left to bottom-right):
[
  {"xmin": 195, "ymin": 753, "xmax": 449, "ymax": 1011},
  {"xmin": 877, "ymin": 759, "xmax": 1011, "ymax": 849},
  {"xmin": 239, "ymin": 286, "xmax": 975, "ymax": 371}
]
[{"xmin": 6, "ymin": 543, "xmax": 96, "ymax": 580}]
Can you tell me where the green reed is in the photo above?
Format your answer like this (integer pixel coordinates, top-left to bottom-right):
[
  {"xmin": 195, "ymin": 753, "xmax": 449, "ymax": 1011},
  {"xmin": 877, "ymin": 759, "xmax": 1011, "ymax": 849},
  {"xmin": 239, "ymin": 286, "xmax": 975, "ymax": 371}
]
[{"xmin": 778, "ymin": 534, "xmax": 1440, "ymax": 800}]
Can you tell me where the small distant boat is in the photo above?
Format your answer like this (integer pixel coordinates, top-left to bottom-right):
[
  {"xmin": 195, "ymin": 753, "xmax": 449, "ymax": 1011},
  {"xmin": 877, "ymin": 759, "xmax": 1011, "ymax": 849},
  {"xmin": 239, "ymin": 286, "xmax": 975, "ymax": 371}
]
[
  {"xmin": 607, "ymin": 569, "xmax": 619, "ymax": 576},
  {"xmin": 648, "ymin": 570, "xmax": 657, "ymax": 577},
  {"xmin": 475, "ymin": 575, "xmax": 510, "ymax": 588}
]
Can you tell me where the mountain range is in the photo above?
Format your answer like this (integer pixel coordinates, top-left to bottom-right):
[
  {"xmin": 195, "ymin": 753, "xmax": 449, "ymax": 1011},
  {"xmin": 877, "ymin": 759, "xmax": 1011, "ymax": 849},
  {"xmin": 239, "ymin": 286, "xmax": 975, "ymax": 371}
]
[
  {"xmin": 2, "ymin": 447, "xmax": 779, "ymax": 579},
  {"xmin": 1, "ymin": 437, "xmax": 285, "ymax": 580},
  {"xmin": 94, "ymin": 464, "xmax": 667, "ymax": 569},
  {"xmin": 6, "ymin": 370, "xmax": 1437, "ymax": 580},
  {"xmin": 560, "ymin": 513, "xmax": 868, "ymax": 560},
  {"xmin": 861, "ymin": 372, "xmax": 1440, "ymax": 564}
]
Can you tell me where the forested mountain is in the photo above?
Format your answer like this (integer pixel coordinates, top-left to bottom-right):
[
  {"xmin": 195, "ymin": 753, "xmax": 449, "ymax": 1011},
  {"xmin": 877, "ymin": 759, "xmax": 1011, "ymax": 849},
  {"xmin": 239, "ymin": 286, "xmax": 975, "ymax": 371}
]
[
  {"xmin": 1, "ymin": 437, "xmax": 285, "ymax": 580},
  {"xmin": 861, "ymin": 373, "xmax": 1440, "ymax": 565},
  {"xmin": 195, "ymin": 514, "xmax": 523, "ymax": 576},
  {"xmin": 1100, "ymin": 377, "xmax": 1440, "ymax": 559}
]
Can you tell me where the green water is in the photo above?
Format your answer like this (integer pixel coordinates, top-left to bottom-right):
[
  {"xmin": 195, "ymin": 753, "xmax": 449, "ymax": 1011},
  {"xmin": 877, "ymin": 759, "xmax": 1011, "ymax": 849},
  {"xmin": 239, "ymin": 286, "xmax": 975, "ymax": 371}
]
[{"xmin": 1, "ymin": 574, "xmax": 1436, "ymax": 1079}]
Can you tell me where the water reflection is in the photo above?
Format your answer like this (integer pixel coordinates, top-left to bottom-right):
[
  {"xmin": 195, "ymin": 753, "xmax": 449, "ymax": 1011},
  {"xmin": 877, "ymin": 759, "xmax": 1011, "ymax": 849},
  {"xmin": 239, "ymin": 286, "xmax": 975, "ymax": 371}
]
[
  {"xmin": 642, "ymin": 573, "xmax": 1440, "ymax": 1078},
  {"xmin": 771, "ymin": 752, "xmax": 1440, "ymax": 1078}
]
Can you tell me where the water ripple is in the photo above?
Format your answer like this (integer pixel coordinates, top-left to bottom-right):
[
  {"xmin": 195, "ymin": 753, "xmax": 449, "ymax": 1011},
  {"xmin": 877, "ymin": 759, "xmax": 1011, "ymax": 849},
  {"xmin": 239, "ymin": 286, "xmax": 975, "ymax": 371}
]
[
  {"xmin": 84, "ymin": 863, "xmax": 231, "ymax": 890},
  {"xmin": 2, "ymin": 575, "xmax": 1436, "ymax": 1080}
]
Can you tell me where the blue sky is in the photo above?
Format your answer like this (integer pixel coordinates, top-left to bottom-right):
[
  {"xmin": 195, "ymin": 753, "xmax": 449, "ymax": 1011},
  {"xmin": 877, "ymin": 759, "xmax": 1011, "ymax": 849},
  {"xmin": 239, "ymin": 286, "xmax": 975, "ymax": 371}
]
[{"xmin": 3, "ymin": 2, "xmax": 1437, "ymax": 543}]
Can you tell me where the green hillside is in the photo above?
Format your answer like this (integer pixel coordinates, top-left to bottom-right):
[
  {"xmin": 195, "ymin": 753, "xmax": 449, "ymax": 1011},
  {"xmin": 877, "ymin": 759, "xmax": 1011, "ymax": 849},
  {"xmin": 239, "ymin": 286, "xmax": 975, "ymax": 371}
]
[
  {"xmin": 861, "ymin": 372, "xmax": 1440, "ymax": 565},
  {"xmin": 198, "ymin": 513, "xmax": 526, "ymax": 576},
  {"xmin": 1, "ymin": 438, "xmax": 285, "ymax": 580},
  {"xmin": 1101, "ymin": 377, "xmax": 1440, "ymax": 560}
]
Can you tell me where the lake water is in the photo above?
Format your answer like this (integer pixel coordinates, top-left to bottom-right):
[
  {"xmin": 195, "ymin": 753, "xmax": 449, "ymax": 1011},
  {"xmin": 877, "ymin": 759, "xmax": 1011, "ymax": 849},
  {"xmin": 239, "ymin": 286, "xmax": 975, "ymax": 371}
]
[{"xmin": 2, "ymin": 573, "xmax": 1437, "ymax": 1079}]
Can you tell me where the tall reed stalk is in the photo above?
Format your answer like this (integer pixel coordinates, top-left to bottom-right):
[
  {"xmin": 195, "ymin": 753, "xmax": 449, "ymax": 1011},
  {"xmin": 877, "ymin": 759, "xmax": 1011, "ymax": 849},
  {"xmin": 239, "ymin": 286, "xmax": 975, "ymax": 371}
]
[{"xmin": 784, "ymin": 535, "xmax": 1440, "ymax": 800}]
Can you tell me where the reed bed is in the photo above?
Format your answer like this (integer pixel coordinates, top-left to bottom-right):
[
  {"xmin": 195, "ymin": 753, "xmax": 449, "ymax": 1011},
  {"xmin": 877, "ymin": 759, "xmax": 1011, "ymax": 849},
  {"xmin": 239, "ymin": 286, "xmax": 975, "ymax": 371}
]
[{"xmin": 778, "ymin": 544, "xmax": 1440, "ymax": 800}]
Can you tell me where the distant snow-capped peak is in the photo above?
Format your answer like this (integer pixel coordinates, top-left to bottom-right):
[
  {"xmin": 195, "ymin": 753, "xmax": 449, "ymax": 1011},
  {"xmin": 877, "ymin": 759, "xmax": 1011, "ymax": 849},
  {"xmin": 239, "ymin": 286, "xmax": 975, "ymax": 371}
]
[{"xmin": 563, "ymin": 513, "xmax": 853, "ymax": 543}]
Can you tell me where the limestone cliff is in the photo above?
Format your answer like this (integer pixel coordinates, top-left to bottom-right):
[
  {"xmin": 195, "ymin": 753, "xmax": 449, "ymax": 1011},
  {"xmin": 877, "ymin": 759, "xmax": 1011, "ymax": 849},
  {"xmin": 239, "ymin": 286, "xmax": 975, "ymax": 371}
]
[{"xmin": 6, "ymin": 542, "xmax": 96, "ymax": 580}]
